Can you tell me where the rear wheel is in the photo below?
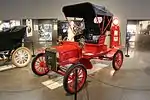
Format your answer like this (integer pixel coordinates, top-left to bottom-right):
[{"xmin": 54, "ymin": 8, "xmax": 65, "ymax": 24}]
[
  {"xmin": 12, "ymin": 47, "xmax": 31, "ymax": 67},
  {"xmin": 112, "ymin": 50, "xmax": 123, "ymax": 70},
  {"xmin": 63, "ymin": 64, "xmax": 87, "ymax": 94},
  {"xmin": 31, "ymin": 53, "xmax": 49, "ymax": 76}
]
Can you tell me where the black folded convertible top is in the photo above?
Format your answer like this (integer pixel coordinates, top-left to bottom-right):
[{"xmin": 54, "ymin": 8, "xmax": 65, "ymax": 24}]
[{"xmin": 62, "ymin": 2, "xmax": 113, "ymax": 19}]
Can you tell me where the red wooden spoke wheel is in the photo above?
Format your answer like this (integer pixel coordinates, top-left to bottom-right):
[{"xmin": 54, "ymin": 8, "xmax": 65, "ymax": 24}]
[
  {"xmin": 112, "ymin": 50, "xmax": 123, "ymax": 70},
  {"xmin": 31, "ymin": 53, "xmax": 49, "ymax": 76},
  {"xmin": 63, "ymin": 64, "xmax": 87, "ymax": 94}
]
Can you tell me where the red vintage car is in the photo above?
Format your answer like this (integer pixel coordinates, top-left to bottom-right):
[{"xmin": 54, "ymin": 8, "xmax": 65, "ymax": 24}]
[{"xmin": 31, "ymin": 2, "xmax": 123, "ymax": 94}]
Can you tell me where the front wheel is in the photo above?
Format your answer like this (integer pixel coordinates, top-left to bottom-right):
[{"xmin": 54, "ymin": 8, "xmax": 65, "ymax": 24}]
[
  {"xmin": 112, "ymin": 50, "xmax": 123, "ymax": 70},
  {"xmin": 12, "ymin": 47, "xmax": 31, "ymax": 67},
  {"xmin": 63, "ymin": 64, "xmax": 87, "ymax": 94},
  {"xmin": 31, "ymin": 53, "xmax": 49, "ymax": 76}
]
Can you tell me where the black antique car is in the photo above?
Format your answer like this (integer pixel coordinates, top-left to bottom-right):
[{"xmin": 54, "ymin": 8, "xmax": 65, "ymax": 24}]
[{"xmin": 0, "ymin": 26, "xmax": 32, "ymax": 67}]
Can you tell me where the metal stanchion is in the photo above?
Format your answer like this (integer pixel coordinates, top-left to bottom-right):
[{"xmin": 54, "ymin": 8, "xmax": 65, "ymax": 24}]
[
  {"xmin": 31, "ymin": 41, "xmax": 35, "ymax": 57},
  {"xmin": 125, "ymin": 40, "xmax": 130, "ymax": 57},
  {"xmin": 74, "ymin": 69, "xmax": 78, "ymax": 100}
]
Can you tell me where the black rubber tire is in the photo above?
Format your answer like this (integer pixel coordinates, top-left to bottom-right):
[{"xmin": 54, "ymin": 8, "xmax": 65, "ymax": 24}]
[
  {"xmin": 31, "ymin": 53, "xmax": 49, "ymax": 76},
  {"xmin": 112, "ymin": 50, "xmax": 123, "ymax": 71},
  {"xmin": 63, "ymin": 64, "xmax": 87, "ymax": 94}
]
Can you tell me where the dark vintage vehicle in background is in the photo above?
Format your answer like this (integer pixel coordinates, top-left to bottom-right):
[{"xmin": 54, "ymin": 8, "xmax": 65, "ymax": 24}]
[
  {"xmin": 31, "ymin": 2, "xmax": 124, "ymax": 94},
  {"xmin": 0, "ymin": 26, "xmax": 32, "ymax": 67}
]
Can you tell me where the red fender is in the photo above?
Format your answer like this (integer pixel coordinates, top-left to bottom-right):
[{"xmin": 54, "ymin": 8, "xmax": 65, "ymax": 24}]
[
  {"xmin": 106, "ymin": 48, "xmax": 121, "ymax": 59},
  {"xmin": 79, "ymin": 58, "xmax": 93, "ymax": 69},
  {"xmin": 36, "ymin": 47, "xmax": 46, "ymax": 54}
]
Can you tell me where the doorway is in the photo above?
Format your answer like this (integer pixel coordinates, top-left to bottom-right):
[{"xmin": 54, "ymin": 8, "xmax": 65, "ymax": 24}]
[{"xmin": 127, "ymin": 20, "xmax": 150, "ymax": 51}]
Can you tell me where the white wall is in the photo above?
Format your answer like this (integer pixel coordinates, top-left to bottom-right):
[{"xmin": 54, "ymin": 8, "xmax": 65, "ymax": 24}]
[{"xmin": 0, "ymin": 0, "xmax": 150, "ymax": 45}]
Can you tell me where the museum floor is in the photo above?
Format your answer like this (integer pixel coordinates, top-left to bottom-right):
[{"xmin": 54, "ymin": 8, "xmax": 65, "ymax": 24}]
[{"xmin": 0, "ymin": 48, "xmax": 150, "ymax": 100}]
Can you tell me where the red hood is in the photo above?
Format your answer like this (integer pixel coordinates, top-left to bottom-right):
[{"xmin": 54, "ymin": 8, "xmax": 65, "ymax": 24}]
[{"xmin": 52, "ymin": 42, "xmax": 79, "ymax": 53}]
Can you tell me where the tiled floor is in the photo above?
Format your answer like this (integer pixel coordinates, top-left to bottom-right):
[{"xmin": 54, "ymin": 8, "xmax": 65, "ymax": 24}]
[{"xmin": 0, "ymin": 48, "xmax": 150, "ymax": 100}]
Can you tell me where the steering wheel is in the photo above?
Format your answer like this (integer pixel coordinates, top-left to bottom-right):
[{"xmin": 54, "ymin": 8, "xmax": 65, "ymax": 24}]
[
  {"xmin": 58, "ymin": 36, "xmax": 71, "ymax": 45},
  {"xmin": 63, "ymin": 36, "xmax": 68, "ymax": 41}
]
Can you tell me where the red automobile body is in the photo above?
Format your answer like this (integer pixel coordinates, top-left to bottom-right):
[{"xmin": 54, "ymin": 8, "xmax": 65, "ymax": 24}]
[
  {"xmin": 48, "ymin": 25, "xmax": 121, "ymax": 70},
  {"xmin": 36, "ymin": 22, "xmax": 122, "ymax": 71},
  {"xmin": 32, "ymin": 2, "xmax": 124, "ymax": 94}
]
